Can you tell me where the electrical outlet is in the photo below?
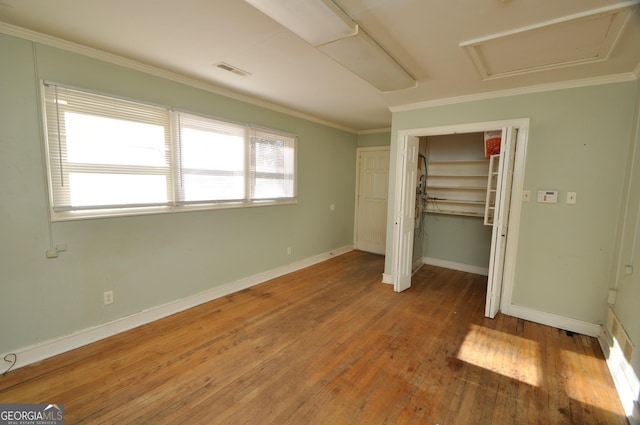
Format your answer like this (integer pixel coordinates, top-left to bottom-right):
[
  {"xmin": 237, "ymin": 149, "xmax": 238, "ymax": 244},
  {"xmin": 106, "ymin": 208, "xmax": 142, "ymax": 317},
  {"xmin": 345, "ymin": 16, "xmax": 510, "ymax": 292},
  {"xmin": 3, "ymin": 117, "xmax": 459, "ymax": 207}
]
[
  {"xmin": 104, "ymin": 291, "xmax": 114, "ymax": 305},
  {"xmin": 287, "ymin": 247, "xmax": 292, "ymax": 255}
]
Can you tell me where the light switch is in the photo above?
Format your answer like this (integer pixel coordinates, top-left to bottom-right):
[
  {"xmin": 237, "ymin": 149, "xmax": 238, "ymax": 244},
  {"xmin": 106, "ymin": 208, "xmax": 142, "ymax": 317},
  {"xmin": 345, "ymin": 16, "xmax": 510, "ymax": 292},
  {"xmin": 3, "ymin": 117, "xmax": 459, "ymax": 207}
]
[
  {"xmin": 566, "ymin": 192, "xmax": 577, "ymax": 204},
  {"xmin": 537, "ymin": 190, "xmax": 558, "ymax": 203}
]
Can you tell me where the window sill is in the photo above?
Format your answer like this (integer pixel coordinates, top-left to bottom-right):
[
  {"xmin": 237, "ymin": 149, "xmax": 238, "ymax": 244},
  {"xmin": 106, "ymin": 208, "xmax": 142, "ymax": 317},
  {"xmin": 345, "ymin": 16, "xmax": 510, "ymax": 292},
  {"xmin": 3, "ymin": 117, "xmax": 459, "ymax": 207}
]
[{"xmin": 49, "ymin": 199, "xmax": 298, "ymax": 222}]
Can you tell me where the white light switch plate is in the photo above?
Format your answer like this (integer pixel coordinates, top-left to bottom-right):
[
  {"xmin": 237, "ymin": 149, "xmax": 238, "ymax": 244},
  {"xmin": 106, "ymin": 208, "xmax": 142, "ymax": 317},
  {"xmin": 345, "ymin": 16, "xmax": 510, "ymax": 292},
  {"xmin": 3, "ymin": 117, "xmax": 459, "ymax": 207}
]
[{"xmin": 537, "ymin": 190, "xmax": 558, "ymax": 203}]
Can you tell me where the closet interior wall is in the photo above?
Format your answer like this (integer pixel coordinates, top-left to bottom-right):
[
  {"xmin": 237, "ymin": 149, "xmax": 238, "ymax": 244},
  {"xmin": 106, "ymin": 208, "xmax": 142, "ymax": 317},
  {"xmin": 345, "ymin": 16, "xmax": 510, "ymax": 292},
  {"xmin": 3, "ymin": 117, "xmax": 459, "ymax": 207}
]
[{"xmin": 420, "ymin": 133, "xmax": 493, "ymax": 273}]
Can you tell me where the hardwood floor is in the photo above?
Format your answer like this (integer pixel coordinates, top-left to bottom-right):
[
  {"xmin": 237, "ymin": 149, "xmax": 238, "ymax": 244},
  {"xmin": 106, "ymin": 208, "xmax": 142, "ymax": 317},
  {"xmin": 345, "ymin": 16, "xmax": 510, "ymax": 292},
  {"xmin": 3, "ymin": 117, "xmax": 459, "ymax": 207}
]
[{"xmin": 0, "ymin": 251, "xmax": 627, "ymax": 424}]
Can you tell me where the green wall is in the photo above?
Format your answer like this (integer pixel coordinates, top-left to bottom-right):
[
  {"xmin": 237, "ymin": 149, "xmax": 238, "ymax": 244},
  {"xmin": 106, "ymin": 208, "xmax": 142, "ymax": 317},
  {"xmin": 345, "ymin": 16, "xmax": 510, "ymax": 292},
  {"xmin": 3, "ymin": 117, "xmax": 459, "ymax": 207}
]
[
  {"xmin": 611, "ymin": 78, "xmax": 640, "ymax": 378},
  {"xmin": 387, "ymin": 81, "xmax": 637, "ymax": 324},
  {"xmin": 0, "ymin": 34, "xmax": 357, "ymax": 355},
  {"xmin": 423, "ymin": 215, "xmax": 492, "ymax": 268},
  {"xmin": 357, "ymin": 131, "xmax": 391, "ymax": 147}
]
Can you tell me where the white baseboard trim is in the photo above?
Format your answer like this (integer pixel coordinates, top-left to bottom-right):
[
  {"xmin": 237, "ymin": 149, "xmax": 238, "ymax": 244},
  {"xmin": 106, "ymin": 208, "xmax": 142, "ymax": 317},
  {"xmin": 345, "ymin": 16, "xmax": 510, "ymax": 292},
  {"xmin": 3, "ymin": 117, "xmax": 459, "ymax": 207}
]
[
  {"xmin": 3, "ymin": 245, "xmax": 354, "ymax": 372},
  {"xmin": 598, "ymin": 329, "xmax": 640, "ymax": 423},
  {"xmin": 510, "ymin": 304, "xmax": 638, "ymax": 422},
  {"xmin": 423, "ymin": 257, "xmax": 489, "ymax": 276},
  {"xmin": 382, "ymin": 273, "xmax": 393, "ymax": 284},
  {"xmin": 507, "ymin": 304, "xmax": 601, "ymax": 337}
]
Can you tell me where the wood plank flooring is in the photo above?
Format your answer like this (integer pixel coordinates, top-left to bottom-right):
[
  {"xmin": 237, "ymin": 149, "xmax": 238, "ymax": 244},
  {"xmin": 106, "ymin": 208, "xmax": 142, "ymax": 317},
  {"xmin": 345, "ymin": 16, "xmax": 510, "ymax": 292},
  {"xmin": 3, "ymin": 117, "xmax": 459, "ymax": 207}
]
[{"xmin": 0, "ymin": 251, "xmax": 627, "ymax": 424}]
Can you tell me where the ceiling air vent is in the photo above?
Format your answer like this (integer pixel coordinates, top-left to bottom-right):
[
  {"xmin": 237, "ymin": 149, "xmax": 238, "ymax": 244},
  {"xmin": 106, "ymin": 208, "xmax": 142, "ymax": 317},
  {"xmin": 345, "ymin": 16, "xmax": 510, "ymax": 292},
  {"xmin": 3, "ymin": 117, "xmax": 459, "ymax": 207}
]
[{"xmin": 215, "ymin": 62, "xmax": 251, "ymax": 78}]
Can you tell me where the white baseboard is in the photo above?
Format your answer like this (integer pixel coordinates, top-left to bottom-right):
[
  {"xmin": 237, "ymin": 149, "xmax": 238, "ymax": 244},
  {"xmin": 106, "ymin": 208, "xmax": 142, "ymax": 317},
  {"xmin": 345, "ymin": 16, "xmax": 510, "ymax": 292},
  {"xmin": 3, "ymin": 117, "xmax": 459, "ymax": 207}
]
[
  {"xmin": 511, "ymin": 304, "xmax": 638, "ymax": 422},
  {"xmin": 383, "ymin": 257, "xmax": 488, "ymax": 286},
  {"xmin": 3, "ymin": 245, "xmax": 354, "ymax": 372},
  {"xmin": 598, "ymin": 327, "xmax": 640, "ymax": 423},
  {"xmin": 423, "ymin": 257, "xmax": 489, "ymax": 276},
  {"xmin": 507, "ymin": 304, "xmax": 601, "ymax": 337}
]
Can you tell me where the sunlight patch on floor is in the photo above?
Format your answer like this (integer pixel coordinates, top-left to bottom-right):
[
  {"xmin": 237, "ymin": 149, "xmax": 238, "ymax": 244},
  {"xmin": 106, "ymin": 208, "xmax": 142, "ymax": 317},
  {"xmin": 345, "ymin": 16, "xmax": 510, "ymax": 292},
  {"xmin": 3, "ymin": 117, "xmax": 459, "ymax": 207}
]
[
  {"xmin": 457, "ymin": 324, "xmax": 541, "ymax": 387},
  {"xmin": 560, "ymin": 347, "xmax": 630, "ymax": 416}
]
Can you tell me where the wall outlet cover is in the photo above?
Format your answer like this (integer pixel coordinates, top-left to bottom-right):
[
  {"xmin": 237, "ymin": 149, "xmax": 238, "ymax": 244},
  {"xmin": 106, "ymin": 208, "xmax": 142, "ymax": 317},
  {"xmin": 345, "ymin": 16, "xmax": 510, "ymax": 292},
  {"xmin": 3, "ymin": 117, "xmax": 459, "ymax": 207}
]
[{"xmin": 104, "ymin": 291, "xmax": 114, "ymax": 305}]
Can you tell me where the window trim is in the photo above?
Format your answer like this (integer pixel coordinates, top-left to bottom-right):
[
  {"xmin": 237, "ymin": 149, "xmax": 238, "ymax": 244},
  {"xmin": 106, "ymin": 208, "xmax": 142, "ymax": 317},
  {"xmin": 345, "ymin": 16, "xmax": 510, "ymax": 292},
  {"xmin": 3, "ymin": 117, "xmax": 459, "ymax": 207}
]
[{"xmin": 41, "ymin": 81, "xmax": 298, "ymax": 221}]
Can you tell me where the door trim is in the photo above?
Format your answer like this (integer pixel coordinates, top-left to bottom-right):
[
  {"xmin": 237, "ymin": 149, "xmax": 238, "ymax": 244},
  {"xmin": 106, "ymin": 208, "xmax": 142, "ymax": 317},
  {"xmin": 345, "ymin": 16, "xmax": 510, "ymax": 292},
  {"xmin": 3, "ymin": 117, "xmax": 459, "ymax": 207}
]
[{"xmin": 391, "ymin": 119, "xmax": 529, "ymax": 315}]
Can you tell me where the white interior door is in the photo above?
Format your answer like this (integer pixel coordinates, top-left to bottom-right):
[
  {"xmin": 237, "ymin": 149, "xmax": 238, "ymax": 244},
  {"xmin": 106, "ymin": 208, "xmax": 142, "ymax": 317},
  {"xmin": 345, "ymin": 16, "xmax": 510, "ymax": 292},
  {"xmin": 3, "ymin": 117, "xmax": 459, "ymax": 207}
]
[
  {"xmin": 485, "ymin": 127, "xmax": 517, "ymax": 318},
  {"xmin": 355, "ymin": 148, "xmax": 390, "ymax": 255},
  {"xmin": 394, "ymin": 136, "xmax": 419, "ymax": 292}
]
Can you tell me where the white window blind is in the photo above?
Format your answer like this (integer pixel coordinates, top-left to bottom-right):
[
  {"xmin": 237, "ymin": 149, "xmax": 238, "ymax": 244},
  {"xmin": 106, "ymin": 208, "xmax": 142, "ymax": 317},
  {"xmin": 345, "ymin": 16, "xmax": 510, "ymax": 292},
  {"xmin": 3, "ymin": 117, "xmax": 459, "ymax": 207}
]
[
  {"xmin": 249, "ymin": 128, "xmax": 296, "ymax": 200},
  {"xmin": 43, "ymin": 83, "xmax": 172, "ymax": 211},
  {"xmin": 41, "ymin": 82, "xmax": 297, "ymax": 220},
  {"xmin": 175, "ymin": 112, "xmax": 246, "ymax": 203}
]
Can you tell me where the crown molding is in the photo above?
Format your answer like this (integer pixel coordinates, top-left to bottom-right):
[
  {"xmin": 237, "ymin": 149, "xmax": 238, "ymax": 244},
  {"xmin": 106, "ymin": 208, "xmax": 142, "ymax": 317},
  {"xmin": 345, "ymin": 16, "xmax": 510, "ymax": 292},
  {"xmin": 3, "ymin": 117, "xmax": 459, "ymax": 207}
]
[
  {"xmin": 3, "ymin": 21, "xmax": 636, "ymax": 134},
  {"xmin": 390, "ymin": 72, "xmax": 639, "ymax": 113},
  {"xmin": 357, "ymin": 127, "xmax": 391, "ymax": 135},
  {"xmin": 0, "ymin": 22, "xmax": 357, "ymax": 134}
]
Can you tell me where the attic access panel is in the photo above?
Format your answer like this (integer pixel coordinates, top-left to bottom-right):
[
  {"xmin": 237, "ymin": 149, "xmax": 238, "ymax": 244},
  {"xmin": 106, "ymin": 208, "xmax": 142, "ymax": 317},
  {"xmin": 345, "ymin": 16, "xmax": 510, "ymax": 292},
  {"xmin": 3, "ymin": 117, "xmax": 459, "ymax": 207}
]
[{"xmin": 460, "ymin": 2, "xmax": 637, "ymax": 80}]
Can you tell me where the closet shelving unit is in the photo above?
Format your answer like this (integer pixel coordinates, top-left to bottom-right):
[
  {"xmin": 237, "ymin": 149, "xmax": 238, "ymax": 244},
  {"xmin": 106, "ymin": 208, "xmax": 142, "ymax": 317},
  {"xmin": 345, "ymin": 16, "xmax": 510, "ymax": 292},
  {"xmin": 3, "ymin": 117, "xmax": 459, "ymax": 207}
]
[
  {"xmin": 483, "ymin": 154, "xmax": 500, "ymax": 226},
  {"xmin": 425, "ymin": 160, "xmax": 490, "ymax": 218}
]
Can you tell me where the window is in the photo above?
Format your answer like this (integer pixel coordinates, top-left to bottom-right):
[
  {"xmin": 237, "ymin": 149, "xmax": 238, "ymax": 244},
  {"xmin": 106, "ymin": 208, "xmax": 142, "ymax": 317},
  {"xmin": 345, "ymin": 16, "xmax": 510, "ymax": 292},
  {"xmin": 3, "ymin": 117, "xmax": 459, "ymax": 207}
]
[
  {"xmin": 174, "ymin": 112, "xmax": 247, "ymax": 203},
  {"xmin": 250, "ymin": 128, "xmax": 296, "ymax": 200},
  {"xmin": 42, "ymin": 83, "xmax": 297, "ymax": 220}
]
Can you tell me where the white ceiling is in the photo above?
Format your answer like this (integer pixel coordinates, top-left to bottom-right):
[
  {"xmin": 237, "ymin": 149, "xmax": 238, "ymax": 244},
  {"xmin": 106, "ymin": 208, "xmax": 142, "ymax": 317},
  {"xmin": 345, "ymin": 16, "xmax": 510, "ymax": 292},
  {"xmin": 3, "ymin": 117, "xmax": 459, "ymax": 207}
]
[{"xmin": 1, "ymin": 0, "xmax": 639, "ymax": 132}]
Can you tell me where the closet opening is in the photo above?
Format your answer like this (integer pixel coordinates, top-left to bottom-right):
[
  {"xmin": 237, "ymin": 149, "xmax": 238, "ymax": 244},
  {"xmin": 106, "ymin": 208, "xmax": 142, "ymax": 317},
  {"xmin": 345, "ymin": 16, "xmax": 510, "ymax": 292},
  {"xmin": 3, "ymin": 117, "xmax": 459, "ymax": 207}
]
[{"xmin": 390, "ymin": 119, "xmax": 529, "ymax": 318}]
